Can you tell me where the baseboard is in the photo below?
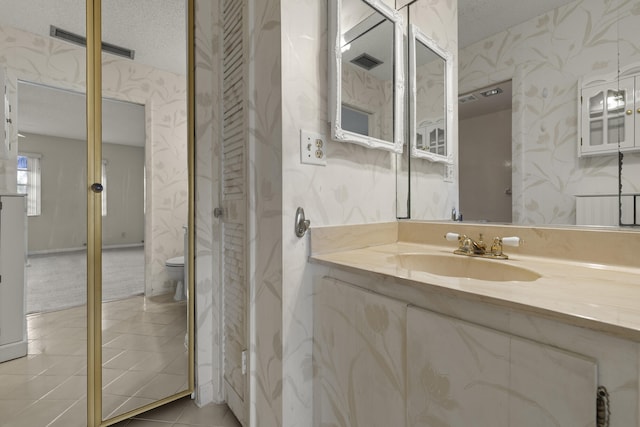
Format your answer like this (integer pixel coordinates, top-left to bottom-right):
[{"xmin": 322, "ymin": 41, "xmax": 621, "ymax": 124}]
[
  {"xmin": 195, "ymin": 382, "xmax": 214, "ymax": 407},
  {"xmin": 28, "ymin": 243, "xmax": 144, "ymax": 256},
  {"xmin": 225, "ymin": 379, "xmax": 246, "ymax": 426},
  {"xmin": 0, "ymin": 340, "xmax": 27, "ymax": 363}
]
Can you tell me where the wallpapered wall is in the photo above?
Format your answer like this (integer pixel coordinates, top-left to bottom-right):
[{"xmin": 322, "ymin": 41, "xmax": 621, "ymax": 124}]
[
  {"xmin": 281, "ymin": 0, "xmax": 401, "ymax": 424},
  {"xmin": 342, "ymin": 62, "xmax": 394, "ymax": 142},
  {"xmin": 0, "ymin": 25, "xmax": 187, "ymax": 295},
  {"xmin": 192, "ymin": 0, "xmax": 457, "ymax": 424},
  {"xmin": 459, "ymin": 0, "xmax": 640, "ymax": 225},
  {"xmin": 408, "ymin": 0, "xmax": 459, "ymax": 220}
]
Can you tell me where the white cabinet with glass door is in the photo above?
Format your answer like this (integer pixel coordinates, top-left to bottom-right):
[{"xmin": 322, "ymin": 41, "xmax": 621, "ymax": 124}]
[
  {"xmin": 416, "ymin": 119, "xmax": 446, "ymax": 156},
  {"xmin": 580, "ymin": 71, "xmax": 640, "ymax": 156}
]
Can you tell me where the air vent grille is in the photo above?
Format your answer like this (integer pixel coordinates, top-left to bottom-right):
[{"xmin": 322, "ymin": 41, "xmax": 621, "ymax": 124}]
[
  {"xmin": 351, "ymin": 53, "xmax": 383, "ymax": 71},
  {"xmin": 49, "ymin": 25, "xmax": 135, "ymax": 60},
  {"xmin": 458, "ymin": 94, "xmax": 478, "ymax": 104}
]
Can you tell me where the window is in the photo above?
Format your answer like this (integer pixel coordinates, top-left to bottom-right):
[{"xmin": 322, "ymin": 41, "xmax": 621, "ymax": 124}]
[
  {"xmin": 17, "ymin": 153, "xmax": 41, "ymax": 216},
  {"xmin": 341, "ymin": 104, "xmax": 371, "ymax": 136}
]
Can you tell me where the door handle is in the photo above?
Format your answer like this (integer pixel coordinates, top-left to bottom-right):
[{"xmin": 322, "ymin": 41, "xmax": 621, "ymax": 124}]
[
  {"xmin": 214, "ymin": 207, "xmax": 223, "ymax": 218},
  {"xmin": 295, "ymin": 207, "xmax": 310, "ymax": 237},
  {"xmin": 90, "ymin": 183, "xmax": 104, "ymax": 193}
]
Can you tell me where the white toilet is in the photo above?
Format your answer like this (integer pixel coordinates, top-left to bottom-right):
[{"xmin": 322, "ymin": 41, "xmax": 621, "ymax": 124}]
[{"xmin": 165, "ymin": 256, "xmax": 186, "ymax": 301}]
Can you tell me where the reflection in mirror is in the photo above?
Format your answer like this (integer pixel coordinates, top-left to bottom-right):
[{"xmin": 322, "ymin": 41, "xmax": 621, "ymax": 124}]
[
  {"xmin": 459, "ymin": 80, "xmax": 512, "ymax": 223},
  {"xmin": 101, "ymin": 0, "xmax": 189, "ymax": 422},
  {"xmin": 406, "ymin": 0, "xmax": 640, "ymax": 226},
  {"xmin": 0, "ymin": 0, "xmax": 192, "ymax": 424},
  {"xmin": 329, "ymin": 0, "xmax": 404, "ymax": 152},
  {"xmin": 0, "ymin": 0, "xmax": 89, "ymax": 424},
  {"xmin": 409, "ymin": 24, "xmax": 452, "ymax": 163}
]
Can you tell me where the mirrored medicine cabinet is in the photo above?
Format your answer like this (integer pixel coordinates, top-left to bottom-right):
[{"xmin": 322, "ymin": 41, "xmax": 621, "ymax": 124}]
[
  {"xmin": 409, "ymin": 23, "xmax": 453, "ymax": 164},
  {"xmin": 328, "ymin": 0, "xmax": 405, "ymax": 153}
]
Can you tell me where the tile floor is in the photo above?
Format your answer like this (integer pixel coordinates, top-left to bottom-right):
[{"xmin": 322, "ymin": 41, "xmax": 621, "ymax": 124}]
[
  {"xmin": 111, "ymin": 397, "xmax": 241, "ymax": 427},
  {"xmin": 0, "ymin": 295, "xmax": 238, "ymax": 426}
]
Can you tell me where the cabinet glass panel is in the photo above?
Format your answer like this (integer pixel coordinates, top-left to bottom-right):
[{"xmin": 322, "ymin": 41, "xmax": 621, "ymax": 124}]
[
  {"xmin": 607, "ymin": 89, "xmax": 626, "ymax": 144},
  {"xmin": 588, "ymin": 91, "xmax": 604, "ymax": 146}
]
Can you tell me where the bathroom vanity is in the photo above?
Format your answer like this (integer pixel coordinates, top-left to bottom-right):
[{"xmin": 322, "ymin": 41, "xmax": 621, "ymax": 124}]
[
  {"xmin": 311, "ymin": 221, "xmax": 640, "ymax": 427},
  {"xmin": 0, "ymin": 194, "xmax": 26, "ymax": 363}
]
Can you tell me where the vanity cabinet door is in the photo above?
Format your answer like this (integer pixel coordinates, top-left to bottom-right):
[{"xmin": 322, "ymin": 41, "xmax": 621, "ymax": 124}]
[
  {"xmin": 407, "ymin": 306, "xmax": 510, "ymax": 427},
  {"xmin": 407, "ymin": 307, "xmax": 597, "ymax": 427},
  {"xmin": 314, "ymin": 278, "xmax": 407, "ymax": 427},
  {"xmin": 509, "ymin": 338, "xmax": 597, "ymax": 426}
]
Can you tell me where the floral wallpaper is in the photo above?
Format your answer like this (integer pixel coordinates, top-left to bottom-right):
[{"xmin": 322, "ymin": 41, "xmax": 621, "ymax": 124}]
[
  {"xmin": 194, "ymin": 0, "xmax": 224, "ymax": 406},
  {"xmin": 280, "ymin": 0, "xmax": 402, "ymax": 424},
  {"xmin": 342, "ymin": 62, "xmax": 394, "ymax": 142},
  {"xmin": 0, "ymin": 25, "xmax": 187, "ymax": 295},
  {"xmin": 192, "ymin": 0, "xmax": 455, "ymax": 425},
  {"xmin": 408, "ymin": 0, "xmax": 459, "ymax": 220},
  {"xmin": 458, "ymin": 0, "xmax": 640, "ymax": 224}
]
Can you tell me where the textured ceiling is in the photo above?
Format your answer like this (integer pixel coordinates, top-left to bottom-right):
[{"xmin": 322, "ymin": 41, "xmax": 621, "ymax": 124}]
[
  {"xmin": 0, "ymin": 0, "xmax": 187, "ymax": 75},
  {"xmin": 1, "ymin": 0, "xmax": 184, "ymax": 145}
]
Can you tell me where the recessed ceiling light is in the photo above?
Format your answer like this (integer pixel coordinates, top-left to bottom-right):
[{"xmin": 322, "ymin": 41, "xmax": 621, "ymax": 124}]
[{"xmin": 480, "ymin": 87, "xmax": 503, "ymax": 97}]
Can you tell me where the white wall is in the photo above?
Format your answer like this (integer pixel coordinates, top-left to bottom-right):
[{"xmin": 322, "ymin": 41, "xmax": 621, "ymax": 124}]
[
  {"xmin": 20, "ymin": 133, "xmax": 144, "ymax": 252},
  {"xmin": 459, "ymin": 109, "xmax": 512, "ymax": 222},
  {"xmin": 0, "ymin": 24, "xmax": 187, "ymax": 294},
  {"xmin": 459, "ymin": 0, "xmax": 640, "ymax": 224}
]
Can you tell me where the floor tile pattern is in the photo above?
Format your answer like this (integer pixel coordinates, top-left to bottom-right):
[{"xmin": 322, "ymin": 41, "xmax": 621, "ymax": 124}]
[{"xmin": 0, "ymin": 295, "xmax": 236, "ymax": 426}]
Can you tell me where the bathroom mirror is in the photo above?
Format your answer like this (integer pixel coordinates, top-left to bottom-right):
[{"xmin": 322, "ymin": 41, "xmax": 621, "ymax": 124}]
[
  {"xmin": 100, "ymin": 0, "xmax": 190, "ymax": 422},
  {"xmin": 328, "ymin": 0, "xmax": 404, "ymax": 153},
  {"xmin": 0, "ymin": 0, "xmax": 193, "ymax": 425},
  {"xmin": 404, "ymin": 0, "xmax": 640, "ymax": 226},
  {"xmin": 409, "ymin": 24, "xmax": 453, "ymax": 163}
]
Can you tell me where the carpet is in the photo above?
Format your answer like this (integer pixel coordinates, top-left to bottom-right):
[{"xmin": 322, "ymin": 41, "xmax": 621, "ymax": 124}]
[{"xmin": 26, "ymin": 246, "xmax": 144, "ymax": 314}]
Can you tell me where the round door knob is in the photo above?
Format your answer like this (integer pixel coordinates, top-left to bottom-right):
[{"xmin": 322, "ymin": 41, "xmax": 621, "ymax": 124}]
[
  {"xmin": 90, "ymin": 183, "xmax": 104, "ymax": 193},
  {"xmin": 627, "ymin": 109, "xmax": 633, "ymax": 115},
  {"xmin": 637, "ymin": 108, "xmax": 640, "ymax": 114}
]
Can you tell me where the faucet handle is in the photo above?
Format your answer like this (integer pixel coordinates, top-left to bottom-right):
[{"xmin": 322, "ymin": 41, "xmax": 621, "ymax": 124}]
[
  {"xmin": 501, "ymin": 236, "xmax": 521, "ymax": 247},
  {"xmin": 444, "ymin": 232, "xmax": 460, "ymax": 241}
]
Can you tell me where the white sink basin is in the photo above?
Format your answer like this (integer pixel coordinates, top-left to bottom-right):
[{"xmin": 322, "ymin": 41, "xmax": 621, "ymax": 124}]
[{"xmin": 395, "ymin": 253, "xmax": 541, "ymax": 282}]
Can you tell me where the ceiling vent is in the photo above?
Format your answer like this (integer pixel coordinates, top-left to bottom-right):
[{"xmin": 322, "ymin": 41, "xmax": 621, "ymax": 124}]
[
  {"xmin": 350, "ymin": 53, "xmax": 383, "ymax": 71},
  {"xmin": 49, "ymin": 25, "xmax": 135, "ymax": 60},
  {"xmin": 458, "ymin": 93, "xmax": 479, "ymax": 104}
]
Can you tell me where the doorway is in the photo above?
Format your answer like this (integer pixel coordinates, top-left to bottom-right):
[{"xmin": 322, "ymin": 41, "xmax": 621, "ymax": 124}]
[{"xmin": 458, "ymin": 79, "xmax": 513, "ymax": 223}]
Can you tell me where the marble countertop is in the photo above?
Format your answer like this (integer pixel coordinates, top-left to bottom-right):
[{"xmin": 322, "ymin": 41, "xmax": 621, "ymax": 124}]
[{"xmin": 311, "ymin": 241, "xmax": 640, "ymax": 341}]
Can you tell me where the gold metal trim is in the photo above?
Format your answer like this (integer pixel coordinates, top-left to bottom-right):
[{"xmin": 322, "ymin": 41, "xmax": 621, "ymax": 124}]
[
  {"xmin": 86, "ymin": 0, "xmax": 103, "ymax": 426},
  {"xmin": 187, "ymin": 0, "xmax": 196, "ymax": 395},
  {"xmin": 100, "ymin": 391, "xmax": 194, "ymax": 427},
  {"xmin": 89, "ymin": 0, "xmax": 196, "ymax": 425}
]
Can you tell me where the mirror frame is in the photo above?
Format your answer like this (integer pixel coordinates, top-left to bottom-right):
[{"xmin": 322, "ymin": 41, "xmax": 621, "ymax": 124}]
[
  {"xmin": 328, "ymin": 0, "xmax": 405, "ymax": 153},
  {"xmin": 409, "ymin": 24, "xmax": 454, "ymax": 163}
]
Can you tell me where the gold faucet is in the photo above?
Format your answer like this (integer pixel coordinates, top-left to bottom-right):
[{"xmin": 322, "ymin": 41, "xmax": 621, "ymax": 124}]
[{"xmin": 444, "ymin": 233, "xmax": 521, "ymax": 259}]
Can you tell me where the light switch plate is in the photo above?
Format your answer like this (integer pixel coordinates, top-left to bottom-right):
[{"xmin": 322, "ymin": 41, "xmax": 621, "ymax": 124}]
[{"xmin": 300, "ymin": 130, "xmax": 327, "ymax": 166}]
